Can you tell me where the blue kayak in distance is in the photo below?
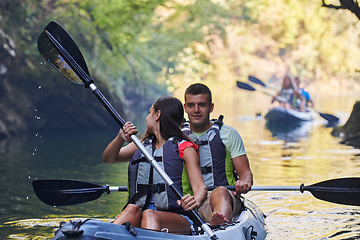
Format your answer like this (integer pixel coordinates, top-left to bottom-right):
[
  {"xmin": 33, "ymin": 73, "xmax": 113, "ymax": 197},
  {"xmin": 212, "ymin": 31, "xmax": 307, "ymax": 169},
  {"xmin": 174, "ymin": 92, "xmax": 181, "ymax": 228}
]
[
  {"xmin": 51, "ymin": 197, "xmax": 267, "ymax": 240},
  {"xmin": 265, "ymin": 107, "xmax": 317, "ymax": 123}
]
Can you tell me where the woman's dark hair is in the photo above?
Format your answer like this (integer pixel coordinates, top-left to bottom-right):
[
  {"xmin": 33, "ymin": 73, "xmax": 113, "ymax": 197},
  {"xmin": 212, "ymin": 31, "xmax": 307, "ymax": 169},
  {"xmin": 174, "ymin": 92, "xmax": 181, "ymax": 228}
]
[
  {"xmin": 281, "ymin": 76, "xmax": 293, "ymax": 89},
  {"xmin": 153, "ymin": 96, "xmax": 192, "ymax": 142}
]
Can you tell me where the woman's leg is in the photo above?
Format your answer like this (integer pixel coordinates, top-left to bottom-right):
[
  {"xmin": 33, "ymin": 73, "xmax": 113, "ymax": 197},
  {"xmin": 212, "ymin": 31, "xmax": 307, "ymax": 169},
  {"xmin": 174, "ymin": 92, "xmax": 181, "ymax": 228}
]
[
  {"xmin": 113, "ymin": 204, "xmax": 142, "ymax": 228},
  {"xmin": 141, "ymin": 209, "xmax": 192, "ymax": 235}
]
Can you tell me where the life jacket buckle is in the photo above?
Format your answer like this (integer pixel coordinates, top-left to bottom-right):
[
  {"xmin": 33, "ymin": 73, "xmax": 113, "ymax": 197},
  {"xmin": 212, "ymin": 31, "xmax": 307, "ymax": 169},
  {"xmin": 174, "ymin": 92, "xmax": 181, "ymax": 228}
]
[
  {"xmin": 150, "ymin": 183, "xmax": 165, "ymax": 193},
  {"xmin": 201, "ymin": 166, "xmax": 212, "ymax": 174}
]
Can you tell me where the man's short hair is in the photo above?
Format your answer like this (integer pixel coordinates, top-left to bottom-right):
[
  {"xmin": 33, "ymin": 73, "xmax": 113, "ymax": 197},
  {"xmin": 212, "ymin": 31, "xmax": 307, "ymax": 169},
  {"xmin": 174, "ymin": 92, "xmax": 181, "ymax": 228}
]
[{"xmin": 184, "ymin": 83, "xmax": 212, "ymax": 104}]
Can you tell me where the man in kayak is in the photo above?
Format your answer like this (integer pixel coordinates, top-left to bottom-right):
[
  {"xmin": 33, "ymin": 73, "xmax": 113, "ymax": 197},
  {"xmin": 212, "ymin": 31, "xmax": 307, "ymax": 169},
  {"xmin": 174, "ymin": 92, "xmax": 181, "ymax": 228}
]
[
  {"xmin": 182, "ymin": 83, "xmax": 253, "ymax": 226},
  {"xmin": 295, "ymin": 77, "xmax": 313, "ymax": 108}
]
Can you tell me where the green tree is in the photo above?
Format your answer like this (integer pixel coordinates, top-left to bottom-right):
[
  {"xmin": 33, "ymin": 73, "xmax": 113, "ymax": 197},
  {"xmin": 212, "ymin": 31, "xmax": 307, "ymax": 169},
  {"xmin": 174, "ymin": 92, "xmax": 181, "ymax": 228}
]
[{"xmin": 1, "ymin": 0, "xmax": 360, "ymax": 137}]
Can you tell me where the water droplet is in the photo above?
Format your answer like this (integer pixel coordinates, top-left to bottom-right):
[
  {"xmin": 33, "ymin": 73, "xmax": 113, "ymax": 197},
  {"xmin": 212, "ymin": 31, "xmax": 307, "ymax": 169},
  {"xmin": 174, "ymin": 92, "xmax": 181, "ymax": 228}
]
[{"xmin": 38, "ymin": 86, "xmax": 42, "ymax": 89}]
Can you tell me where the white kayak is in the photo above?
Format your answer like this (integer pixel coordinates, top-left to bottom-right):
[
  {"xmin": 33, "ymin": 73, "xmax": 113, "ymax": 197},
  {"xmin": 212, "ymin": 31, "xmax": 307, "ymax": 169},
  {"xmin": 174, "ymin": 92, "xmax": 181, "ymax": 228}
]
[
  {"xmin": 51, "ymin": 197, "xmax": 267, "ymax": 240},
  {"xmin": 265, "ymin": 107, "xmax": 317, "ymax": 123}
]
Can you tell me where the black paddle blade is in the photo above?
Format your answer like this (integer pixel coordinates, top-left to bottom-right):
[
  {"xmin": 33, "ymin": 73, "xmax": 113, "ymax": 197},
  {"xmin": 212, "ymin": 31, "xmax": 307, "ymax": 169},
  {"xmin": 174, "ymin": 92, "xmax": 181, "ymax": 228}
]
[
  {"xmin": 302, "ymin": 178, "xmax": 360, "ymax": 206},
  {"xmin": 248, "ymin": 76, "xmax": 266, "ymax": 87},
  {"xmin": 44, "ymin": 21, "xmax": 90, "ymax": 77},
  {"xmin": 32, "ymin": 179, "xmax": 108, "ymax": 206},
  {"xmin": 236, "ymin": 81, "xmax": 256, "ymax": 91},
  {"xmin": 318, "ymin": 112, "xmax": 339, "ymax": 123},
  {"xmin": 38, "ymin": 25, "xmax": 83, "ymax": 85},
  {"xmin": 38, "ymin": 21, "xmax": 93, "ymax": 87}
]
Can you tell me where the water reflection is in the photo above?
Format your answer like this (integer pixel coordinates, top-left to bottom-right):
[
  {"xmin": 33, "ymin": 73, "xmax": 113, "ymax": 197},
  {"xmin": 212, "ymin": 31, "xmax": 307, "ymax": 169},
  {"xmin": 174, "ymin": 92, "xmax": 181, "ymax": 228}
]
[
  {"xmin": 1, "ymin": 84, "xmax": 360, "ymax": 239},
  {"xmin": 251, "ymin": 191, "xmax": 360, "ymax": 240},
  {"xmin": 0, "ymin": 131, "xmax": 129, "ymax": 239},
  {"xmin": 266, "ymin": 121, "xmax": 312, "ymax": 143}
]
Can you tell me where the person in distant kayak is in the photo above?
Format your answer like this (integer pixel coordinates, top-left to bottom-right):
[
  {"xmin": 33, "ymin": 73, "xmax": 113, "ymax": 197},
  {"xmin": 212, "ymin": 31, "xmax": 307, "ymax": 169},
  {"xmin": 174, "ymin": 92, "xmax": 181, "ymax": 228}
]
[
  {"xmin": 182, "ymin": 83, "xmax": 253, "ymax": 226},
  {"xmin": 294, "ymin": 77, "xmax": 313, "ymax": 108},
  {"xmin": 103, "ymin": 96, "xmax": 206, "ymax": 235},
  {"xmin": 271, "ymin": 76, "xmax": 305, "ymax": 112}
]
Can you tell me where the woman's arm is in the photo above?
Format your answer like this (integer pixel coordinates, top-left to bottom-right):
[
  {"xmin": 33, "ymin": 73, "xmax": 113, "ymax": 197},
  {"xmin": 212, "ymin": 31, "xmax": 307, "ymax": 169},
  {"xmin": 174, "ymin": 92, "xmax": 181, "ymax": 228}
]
[
  {"xmin": 179, "ymin": 147, "xmax": 207, "ymax": 211},
  {"xmin": 102, "ymin": 122, "xmax": 139, "ymax": 164}
]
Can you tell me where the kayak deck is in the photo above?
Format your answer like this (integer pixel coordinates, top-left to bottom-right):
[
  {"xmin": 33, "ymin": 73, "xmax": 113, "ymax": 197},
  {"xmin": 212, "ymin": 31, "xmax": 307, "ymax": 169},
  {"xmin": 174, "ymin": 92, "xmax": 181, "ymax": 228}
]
[{"xmin": 52, "ymin": 198, "xmax": 267, "ymax": 240}]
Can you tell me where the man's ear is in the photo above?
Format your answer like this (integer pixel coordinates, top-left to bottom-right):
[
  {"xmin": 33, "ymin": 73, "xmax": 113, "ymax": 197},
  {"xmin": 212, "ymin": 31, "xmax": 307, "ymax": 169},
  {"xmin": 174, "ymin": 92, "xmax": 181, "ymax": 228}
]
[{"xmin": 210, "ymin": 103, "xmax": 214, "ymax": 113}]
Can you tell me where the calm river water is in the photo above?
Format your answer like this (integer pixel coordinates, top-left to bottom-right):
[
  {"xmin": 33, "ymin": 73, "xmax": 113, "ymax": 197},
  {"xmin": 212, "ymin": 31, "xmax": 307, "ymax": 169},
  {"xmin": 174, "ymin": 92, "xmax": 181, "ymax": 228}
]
[{"xmin": 1, "ymin": 82, "xmax": 360, "ymax": 239}]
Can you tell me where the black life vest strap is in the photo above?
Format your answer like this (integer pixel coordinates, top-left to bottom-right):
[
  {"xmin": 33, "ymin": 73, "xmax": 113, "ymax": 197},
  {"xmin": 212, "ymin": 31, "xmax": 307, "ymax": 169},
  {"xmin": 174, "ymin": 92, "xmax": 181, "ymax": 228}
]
[
  {"xmin": 131, "ymin": 156, "xmax": 162, "ymax": 165},
  {"xmin": 182, "ymin": 115, "xmax": 224, "ymax": 130},
  {"xmin": 139, "ymin": 183, "xmax": 166, "ymax": 194},
  {"xmin": 195, "ymin": 140, "xmax": 209, "ymax": 146},
  {"xmin": 211, "ymin": 115, "xmax": 224, "ymax": 129},
  {"xmin": 127, "ymin": 183, "xmax": 166, "ymax": 205},
  {"xmin": 142, "ymin": 165, "xmax": 154, "ymax": 211},
  {"xmin": 201, "ymin": 166, "xmax": 212, "ymax": 175},
  {"xmin": 170, "ymin": 135, "xmax": 181, "ymax": 144}
]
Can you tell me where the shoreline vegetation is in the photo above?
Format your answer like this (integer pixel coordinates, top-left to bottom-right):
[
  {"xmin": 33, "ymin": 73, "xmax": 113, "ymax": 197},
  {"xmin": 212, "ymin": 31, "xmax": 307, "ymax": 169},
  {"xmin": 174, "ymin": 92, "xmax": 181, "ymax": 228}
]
[{"xmin": 1, "ymin": 1, "xmax": 360, "ymax": 141}]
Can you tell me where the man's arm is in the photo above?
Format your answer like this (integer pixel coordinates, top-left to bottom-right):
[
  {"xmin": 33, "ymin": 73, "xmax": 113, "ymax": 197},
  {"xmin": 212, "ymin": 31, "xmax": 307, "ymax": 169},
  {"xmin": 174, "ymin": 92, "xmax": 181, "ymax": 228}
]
[
  {"xmin": 232, "ymin": 154, "xmax": 253, "ymax": 196},
  {"xmin": 221, "ymin": 125, "xmax": 253, "ymax": 195}
]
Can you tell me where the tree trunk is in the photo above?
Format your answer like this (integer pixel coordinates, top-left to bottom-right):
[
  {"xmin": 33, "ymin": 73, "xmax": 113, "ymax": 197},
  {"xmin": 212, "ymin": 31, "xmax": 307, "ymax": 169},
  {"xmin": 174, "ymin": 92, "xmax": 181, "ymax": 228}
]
[{"xmin": 331, "ymin": 101, "xmax": 360, "ymax": 148}]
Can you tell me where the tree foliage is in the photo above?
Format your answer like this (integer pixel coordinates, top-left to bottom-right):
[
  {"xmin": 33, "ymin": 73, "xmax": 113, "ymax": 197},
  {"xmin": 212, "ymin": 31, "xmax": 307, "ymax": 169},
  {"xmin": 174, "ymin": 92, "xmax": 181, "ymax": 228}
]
[
  {"xmin": 1, "ymin": 0, "xmax": 360, "ymax": 135},
  {"xmin": 45, "ymin": 0, "xmax": 230, "ymax": 122},
  {"xmin": 185, "ymin": 0, "xmax": 360, "ymax": 86}
]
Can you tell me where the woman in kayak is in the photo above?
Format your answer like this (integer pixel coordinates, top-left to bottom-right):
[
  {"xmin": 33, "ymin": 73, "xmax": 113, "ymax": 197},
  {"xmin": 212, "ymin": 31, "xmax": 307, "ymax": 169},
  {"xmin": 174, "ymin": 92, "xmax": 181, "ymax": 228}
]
[
  {"xmin": 271, "ymin": 76, "xmax": 305, "ymax": 112},
  {"xmin": 103, "ymin": 96, "xmax": 207, "ymax": 235}
]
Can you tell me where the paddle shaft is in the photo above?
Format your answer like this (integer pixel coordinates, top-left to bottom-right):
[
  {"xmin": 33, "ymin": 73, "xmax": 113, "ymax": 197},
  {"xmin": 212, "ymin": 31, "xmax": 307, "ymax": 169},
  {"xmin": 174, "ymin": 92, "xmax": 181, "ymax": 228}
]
[
  {"xmin": 227, "ymin": 186, "xmax": 299, "ymax": 191},
  {"xmin": 257, "ymin": 88, "xmax": 288, "ymax": 103},
  {"xmin": 35, "ymin": 177, "xmax": 360, "ymax": 207},
  {"xmin": 90, "ymin": 84, "xmax": 126, "ymax": 127},
  {"xmin": 108, "ymin": 185, "xmax": 301, "ymax": 192}
]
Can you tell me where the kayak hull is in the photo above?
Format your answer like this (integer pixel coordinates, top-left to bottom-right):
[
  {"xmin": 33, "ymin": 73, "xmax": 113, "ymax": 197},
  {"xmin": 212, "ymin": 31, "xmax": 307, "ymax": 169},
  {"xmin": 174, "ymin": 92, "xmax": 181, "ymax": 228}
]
[
  {"xmin": 265, "ymin": 107, "xmax": 316, "ymax": 123},
  {"xmin": 52, "ymin": 198, "xmax": 267, "ymax": 240}
]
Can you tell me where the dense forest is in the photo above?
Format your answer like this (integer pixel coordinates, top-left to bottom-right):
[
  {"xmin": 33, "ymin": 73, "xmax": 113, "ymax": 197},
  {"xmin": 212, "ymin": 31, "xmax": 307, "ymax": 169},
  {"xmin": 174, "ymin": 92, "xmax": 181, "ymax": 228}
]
[{"xmin": 1, "ymin": 0, "xmax": 360, "ymax": 139}]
